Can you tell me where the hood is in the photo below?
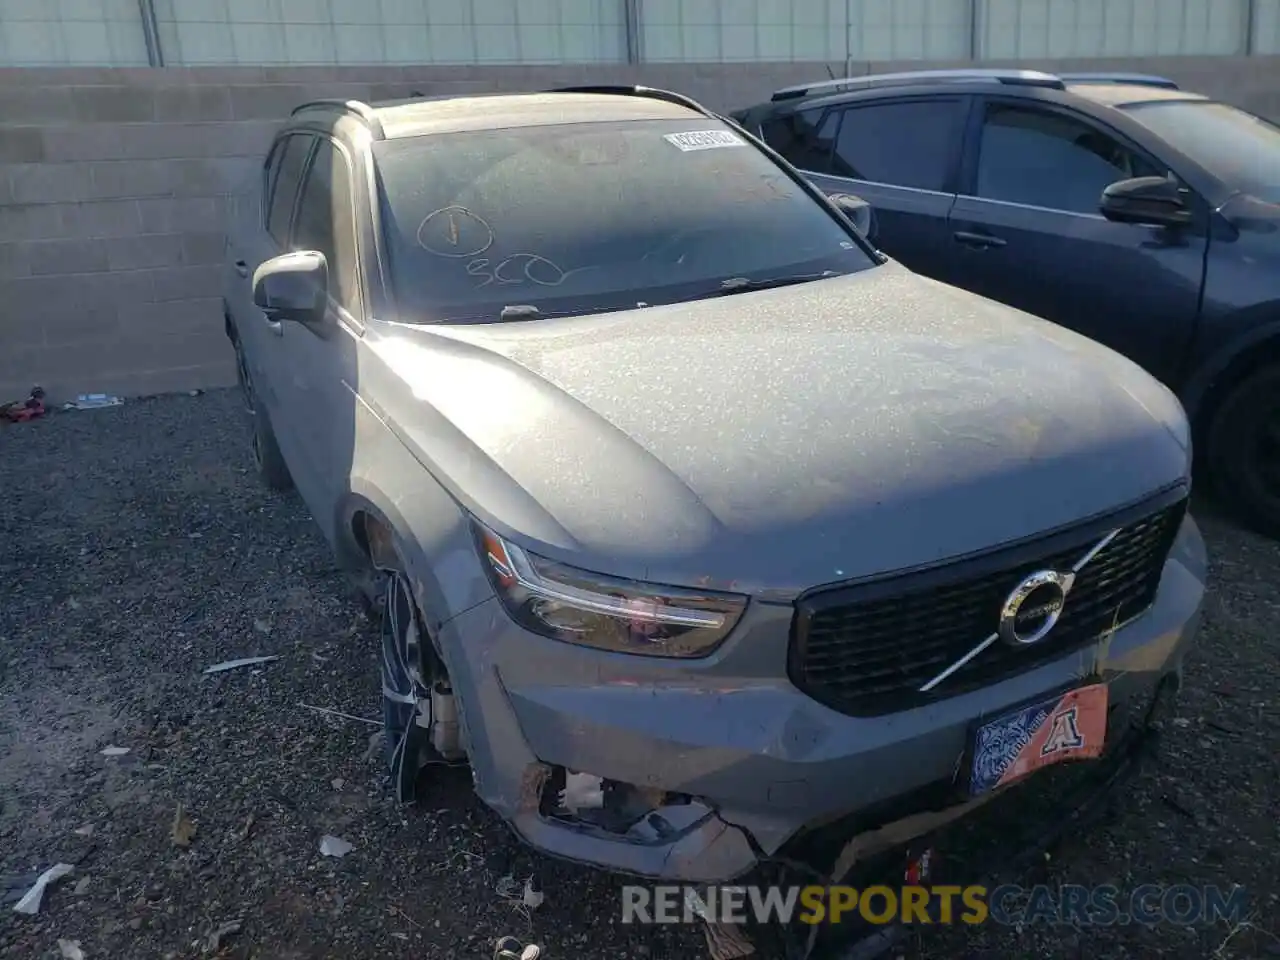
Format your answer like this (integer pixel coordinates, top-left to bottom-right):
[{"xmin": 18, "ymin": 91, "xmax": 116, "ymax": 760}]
[
  {"xmin": 369, "ymin": 263, "xmax": 1190, "ymax": 597},
  {"xmin": 1219, "ymin": 191, "xmax": 1280, "ymax": 233}
]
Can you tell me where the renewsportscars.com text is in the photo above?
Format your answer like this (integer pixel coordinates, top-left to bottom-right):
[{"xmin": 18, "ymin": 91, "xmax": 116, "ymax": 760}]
[{"xmin": 620, "ymin": 883, "xmax": 1248, "ymax": 927}]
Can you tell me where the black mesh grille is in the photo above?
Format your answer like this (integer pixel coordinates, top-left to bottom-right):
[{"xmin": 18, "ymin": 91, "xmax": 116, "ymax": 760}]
[{"xmin": 789, "ymin": 494, "xmax": 1188, "ymax": 717}]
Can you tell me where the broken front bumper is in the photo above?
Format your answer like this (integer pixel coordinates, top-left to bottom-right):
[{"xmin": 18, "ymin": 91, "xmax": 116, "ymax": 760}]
[{"xmin": 436, "ymin": 515, "xmax": 1206, "ymax": 883}]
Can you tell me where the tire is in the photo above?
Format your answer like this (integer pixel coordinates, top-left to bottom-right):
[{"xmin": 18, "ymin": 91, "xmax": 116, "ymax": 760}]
[
  {"xmin": 251, "ymin": 404, "xmax": 294, "ymax": 492},
  {"xmin": 1205, "ymin": 364, "xmax": 1280, "ymax": 539},
  {"xmin": 232, "ymin": 330, "xmax": 254, "ymax": 415},
  {"xmin": 379, "ymin": 568, "xmax": 446, "ymax": 802},
  {"xmin": 232, "ymin": 336, "xmax": 294, "ymax": 493}
]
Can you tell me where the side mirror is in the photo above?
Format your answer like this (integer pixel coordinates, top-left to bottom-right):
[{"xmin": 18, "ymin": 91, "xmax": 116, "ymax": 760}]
[
  {"xmin": 830, "ymin": 193, "xmax": 878, "ymax": 244},
  {"xmin": 1100, "ymin": 175, "xmax": 1193, "ymax": 227},
  {"xmin": 252, "ymin": 250, "xmax": 328, "ymax": 325}
]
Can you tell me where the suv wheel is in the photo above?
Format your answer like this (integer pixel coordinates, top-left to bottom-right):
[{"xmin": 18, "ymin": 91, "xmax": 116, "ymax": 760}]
[
  {"xmin": 233, "ymin": 335, "xmax": 254, "ymax": 415},
  {"xmin": 380, "ymin": 568, "xmax": 455, "ymax": 802},
  {"xmin": 250, "ymin": 407, "xmax": 294, "ymax": 492},
  {"xmin": 1206, "ymin": 364, "xmax": 1280, "ymax": 538},
  {"xmin": 234, "ymin": 338, "xmax": 293, "ymax": 493}
]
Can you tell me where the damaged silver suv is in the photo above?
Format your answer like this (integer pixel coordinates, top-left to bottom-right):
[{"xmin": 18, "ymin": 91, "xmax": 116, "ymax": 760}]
[{"xmin": 223, "ymin": 87, "xmax": 1205, "ymax": 888}]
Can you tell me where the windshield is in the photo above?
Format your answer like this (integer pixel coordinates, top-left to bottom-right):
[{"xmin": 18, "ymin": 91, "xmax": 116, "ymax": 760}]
[
  {"xmin": 372, "ymin": 119, "xmax": 877, "ymax": 322},
  {"xmin": 1122, "ymin": 100, "xmax": 1280, "ymax": 203}
]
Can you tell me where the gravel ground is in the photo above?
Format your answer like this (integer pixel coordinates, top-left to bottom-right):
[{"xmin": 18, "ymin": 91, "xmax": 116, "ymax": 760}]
[{"xmin": 1, "ymin": 388, "xmax": 1278, "ymax": 960}]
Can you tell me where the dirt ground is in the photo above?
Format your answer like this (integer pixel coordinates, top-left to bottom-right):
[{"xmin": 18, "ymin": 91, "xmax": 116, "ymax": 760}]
[{"xmin": 1, "ymin": 389, "xmax": 1278, "ymax": 960}]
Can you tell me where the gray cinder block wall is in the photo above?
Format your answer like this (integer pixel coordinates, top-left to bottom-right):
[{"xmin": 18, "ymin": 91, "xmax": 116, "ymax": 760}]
[{"xmin": 2, "ymin": 56, "xmax": 1279, "ymax": 403}]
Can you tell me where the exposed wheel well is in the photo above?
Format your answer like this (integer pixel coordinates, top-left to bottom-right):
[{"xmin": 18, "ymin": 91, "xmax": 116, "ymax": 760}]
[
  {"xmin": 351, "ymin": 509, "xmax": 452, "ymax": 677},
  {"xmin": 351, "ymin": 509, "xmax": 398, "ymax": 572},
  {"xmin": 1192, "ymin": 335, "xmax": 1280, "ymax": 441}
]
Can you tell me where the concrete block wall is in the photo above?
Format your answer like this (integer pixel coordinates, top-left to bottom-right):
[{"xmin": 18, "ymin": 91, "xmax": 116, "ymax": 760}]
[{"xmin": 2, "ymin": 56, "xmax": 1279, "ymax": 403}]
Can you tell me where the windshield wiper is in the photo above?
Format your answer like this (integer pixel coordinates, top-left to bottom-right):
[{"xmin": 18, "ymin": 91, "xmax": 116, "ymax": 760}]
[
  {"xmin": 499, "ymin": 304, "xmax": 542, "ymax": 321},
  {"xmin": 495, "ymin": 302, "xmax": 651, "ymax": 321},
  {"xmin": 712, "ymin": 271, "xmax": 839, "ymax": 297}
]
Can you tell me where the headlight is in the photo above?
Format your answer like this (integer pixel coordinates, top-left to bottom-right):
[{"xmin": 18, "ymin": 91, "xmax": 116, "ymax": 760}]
[{"xmin": 471, "ymin": 521, "xmax": 746, "ymax": 658}]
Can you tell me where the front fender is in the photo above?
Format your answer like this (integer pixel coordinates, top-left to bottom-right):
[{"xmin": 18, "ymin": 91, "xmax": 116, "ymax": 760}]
[
  {"xmin": 1180, "ymin": 315, "xmax": 1280, "ymax": 422},
  {"xmin": 335, "ymin": 393, "xmax": 494, "ymax": 633}
]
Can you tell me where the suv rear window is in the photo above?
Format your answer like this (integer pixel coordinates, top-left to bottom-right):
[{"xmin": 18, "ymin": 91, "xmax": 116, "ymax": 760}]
[
  {"xmin": 830, "ymin": 99, "xmax": 963, "ymax": 192},
  {"xmin": 372, "ymin": 119, "xmax": 877, "ymax": 322},
  {"xmin": 760, "ymin": 108, "xmax": 837, "ymax": 172}
]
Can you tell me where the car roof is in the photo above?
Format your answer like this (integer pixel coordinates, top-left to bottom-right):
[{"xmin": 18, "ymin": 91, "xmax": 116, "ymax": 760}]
[
  {"xmin": 750, "ymin": 69, "xmax": 1206, "ymax": 119},
  {"xmin": 1066, "ymin": 82, "xmax": 1210, "ymax": 109},
  {"xmin": 310, "ymin": 91, "xmax": 705, "ymax": 140}
]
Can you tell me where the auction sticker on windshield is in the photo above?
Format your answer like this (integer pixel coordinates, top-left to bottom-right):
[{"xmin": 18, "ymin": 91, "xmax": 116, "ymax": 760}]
[{"xmin": 663, "ymin": 130, "xmax": 745, "ymax": 152}]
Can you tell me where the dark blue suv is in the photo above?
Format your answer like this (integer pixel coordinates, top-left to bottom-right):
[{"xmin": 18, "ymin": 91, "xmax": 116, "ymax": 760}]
[{"xmin": 733, "ymin": 69, "xmax": 1280, "ymax": 538}]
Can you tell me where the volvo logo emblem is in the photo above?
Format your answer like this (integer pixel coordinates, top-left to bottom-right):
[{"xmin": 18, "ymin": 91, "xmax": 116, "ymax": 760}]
[{"xmin": 998, "ymin": 570, "xmax": 1074, "ymax": 646}]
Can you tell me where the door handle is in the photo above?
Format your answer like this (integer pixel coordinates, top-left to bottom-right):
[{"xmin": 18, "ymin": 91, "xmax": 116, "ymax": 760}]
[
  {"xmin": 953, "ymin": 230, "xmax": 1006, "ymax": 249},
  {"xmin": 234, "ymin": 260, "xmax": 250, "ymax": 278}
]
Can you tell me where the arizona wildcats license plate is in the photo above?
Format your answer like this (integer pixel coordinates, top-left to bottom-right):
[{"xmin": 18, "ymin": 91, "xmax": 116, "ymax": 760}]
[{"xmin": 969, "ymin": 683, "xmax": 1108, "ymax": 796}]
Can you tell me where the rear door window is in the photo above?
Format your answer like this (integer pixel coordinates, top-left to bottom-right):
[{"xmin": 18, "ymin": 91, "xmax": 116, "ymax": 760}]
[
  {"xmin": 760, "ymin": 108, "xmax": 838, "ymax": 173},
  {"xmin": 830, "ymin": 99, "xmax": 965, "ymax": 192},
  {"xmin": 266, "ymin": 134, "xmax": 314, "ymax": 245}
]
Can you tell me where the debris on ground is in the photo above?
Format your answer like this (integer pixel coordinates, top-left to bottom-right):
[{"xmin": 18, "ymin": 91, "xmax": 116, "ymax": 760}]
[
  {"xmin": 0, "ymin": 874, "xmax": 37, "ymax": 907},
  {"xmin": 64, "ymin": 393, "xmax": 123, "ymax": 410},
  {"xmin": 203, "ymin": 656, "xmax": 281, "ymax": 674},
  {"xmin": 202, "ymin": 919, "xmax": 242, "ymax": 953},
  {"xmin": 73, "ymin": 824, "xmax": 94, "ymax": 837},
  {"xmin": 299, "ymin": 702, "xmax": 381, "ymax": 726},
  {"xmin": 494, "ymin": 936, "xmax": 542, "ymax": 960},
  {"xmin": 1162, "ymin": 793, "xmax": 1199, "ymax": 822},
  {"xmin": 496, "ymin": 874, "xmax": 545, "ymax": 917},
  {"xmin": 319, "ymin": 835, "xmax": 354, "ymax": 858},
  {"xmin": 11, "ymin": 863, "xmax": 74, "ymax": 915},
  {"xmin": 360, "ymin": 730, "xmax": 384, "ymax": 762},
  {"xmin": 171, "ymin": 804, "xmax": 197, "ymax": 847},
  {"xmin": 700, "ymin": 917, "xmax": 757, "ymax": 960},
  {"xmin": 232, "ymin": 815, "xmax": 255, "ymax": 842},
  {"xmin": 523, "ymin": 877, "xmax": 544, "ymax": 911},
  {"xmin": 72, "ymin": 877, "xmax": 91, "ymax": 896},
  {"xmin": 99, "ymin": 746, "xmax": 130, "ymax": 757},
  {"xmin": 57, "ymin": 939, "xmax": 85, "ymax": 960},
  {"xmin": 1, "ymin": 386, "xmax": 46, "ymax": 423}
]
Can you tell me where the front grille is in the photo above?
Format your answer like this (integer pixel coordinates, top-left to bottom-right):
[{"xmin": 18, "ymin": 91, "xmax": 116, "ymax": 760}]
[{"xmin": 789, "ymin": 492, "xmax": 1188, "ymax": 717}]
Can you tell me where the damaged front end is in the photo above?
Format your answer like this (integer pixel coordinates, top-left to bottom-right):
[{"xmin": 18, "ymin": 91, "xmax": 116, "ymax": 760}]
[
  {"xmin": 541, "ymin": 767, "xmax": 697, "ymax": 843},
  {"xmin": 497, "ymin": 678, "xmax": 1173, "ymax": 960},
  {"xmin": 505, "ymin": 761, "xmax": 758, "ymax": 883}
]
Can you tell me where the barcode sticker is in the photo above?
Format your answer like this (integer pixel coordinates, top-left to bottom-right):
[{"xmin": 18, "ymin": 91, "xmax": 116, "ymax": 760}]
[{"xmin": 662, "ymin": 130, "xmax": 745, "ymax": 152}]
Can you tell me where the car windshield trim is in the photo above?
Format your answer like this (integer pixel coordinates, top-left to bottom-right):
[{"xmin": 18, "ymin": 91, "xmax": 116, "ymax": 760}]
[
  {"xmin": 1122, "ymin": 100, "xmax": 1280, "ymax": 203},
  {"xmin": 428, "ymin": 258, "xmax": 853, "ymax": 324},
  {"xmin": 371, "ymin": 118, "xmax": 879, "ymax": 323}
]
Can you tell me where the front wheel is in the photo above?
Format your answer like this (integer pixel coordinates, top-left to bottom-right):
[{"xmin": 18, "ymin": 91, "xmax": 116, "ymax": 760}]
[
  {"xmin": 1206, "ymin": 364, "xmax": 1280, "ymax": 539},
  {"xmin": 380, "ymin": 569, "xmax": 451, "ymax": 802}
]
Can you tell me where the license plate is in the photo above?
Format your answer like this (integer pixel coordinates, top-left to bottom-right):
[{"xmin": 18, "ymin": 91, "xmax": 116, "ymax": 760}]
[{"xmin": 969, "ymin": 683, "xmax": 1108, "ymax": 796}]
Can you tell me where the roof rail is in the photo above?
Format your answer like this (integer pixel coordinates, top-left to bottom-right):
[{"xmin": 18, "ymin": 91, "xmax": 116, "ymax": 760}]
[
  {"xmin": 770, "ymin": 68, "xmax": 1065, "ymax": 102},
  {"xmin": 290, "ymin": 99, "xmax": 385, "ymax": 137},
  {"xmin": 543, "ymin": 85, "xmax": 716, "ymax": 118},
  {"xmin": 1057, "ymin": 72, "xmax": 1179, "ymax": 90}
]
